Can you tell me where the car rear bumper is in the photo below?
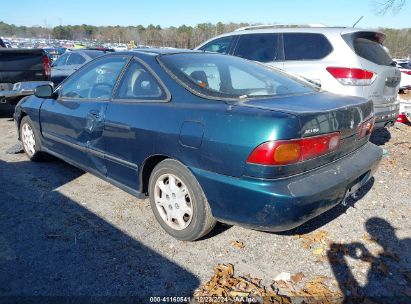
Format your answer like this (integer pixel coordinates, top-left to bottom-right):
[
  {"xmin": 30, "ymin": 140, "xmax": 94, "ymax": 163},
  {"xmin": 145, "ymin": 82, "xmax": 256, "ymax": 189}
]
[
  {"xmin": 374, "ymin": 101, "xmax": 400, "ymax": 128},
  {"xmin": 192, "ymin": 142, "xmax": 382, "ymax": 232}
]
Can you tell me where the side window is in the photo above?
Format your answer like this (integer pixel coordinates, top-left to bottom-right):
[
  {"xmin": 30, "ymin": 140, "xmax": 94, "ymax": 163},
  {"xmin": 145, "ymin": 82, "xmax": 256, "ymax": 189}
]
[
  {"xmin": 234, "ymin": 34, "xmax": 280, "ymax": 62},
  {"xmin": 66, "ymin": 53, "xmax": 86, "ymax": 65},
  {"xmin": 284, "ymin": 33, "xmax": 333, "ymax": 60},
  {"xmin": 52, "ymin": 53, "xmax": 69, "ymax": 67},
  {"xmin": 60, "ymin": 56, "xmax": 129, "ymax": 99},
  {"xmin": 199, "ymin": 36, "xmax": 233, "ymax": 54},
  {"xmin": 114, "ymin": 59, "xmax": 167, "ymax": 100}
]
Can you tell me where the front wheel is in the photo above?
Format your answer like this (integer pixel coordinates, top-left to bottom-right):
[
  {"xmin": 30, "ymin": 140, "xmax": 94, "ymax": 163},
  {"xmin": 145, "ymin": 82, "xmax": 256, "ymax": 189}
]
[
  {"xmin": 148, "ymin": 159, "xmax": 216, "ymax": 241},
  {"xmin": 20, "ymin": 116, "xmax": 44, "ymax": 161}
]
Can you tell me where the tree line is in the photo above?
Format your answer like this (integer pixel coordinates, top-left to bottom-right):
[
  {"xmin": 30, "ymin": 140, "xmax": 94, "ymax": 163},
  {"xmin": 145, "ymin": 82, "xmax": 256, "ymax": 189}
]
[
  {"xmin": 0, "ymin": 21, "xmax": 248, "ymax": 49},
  {"xmin": 0, "ymin": 21, "xmax": 410, "ymax": 57}
]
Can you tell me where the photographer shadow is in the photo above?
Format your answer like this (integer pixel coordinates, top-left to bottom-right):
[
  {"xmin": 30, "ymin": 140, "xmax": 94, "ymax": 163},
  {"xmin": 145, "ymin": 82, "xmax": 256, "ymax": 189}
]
[
  {"xmin": 0, "ymin": 158, "xmax": 199, "ymax": 298},
  {"xmin": 327, "ymin": 217, "xmax": 411, "ymax": 301}
]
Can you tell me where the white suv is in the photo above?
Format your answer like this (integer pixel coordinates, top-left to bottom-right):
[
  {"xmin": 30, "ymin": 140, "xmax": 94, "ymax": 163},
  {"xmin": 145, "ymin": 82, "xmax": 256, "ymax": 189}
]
[{"xmin": 196, "ymin": 25, "xmax": 401, "ymax": 128}]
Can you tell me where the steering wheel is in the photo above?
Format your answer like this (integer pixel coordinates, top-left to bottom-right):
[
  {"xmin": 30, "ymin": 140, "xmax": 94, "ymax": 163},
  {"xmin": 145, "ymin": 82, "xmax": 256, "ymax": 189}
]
[{"xmin": 88, "ymin": 83, "xmax": 112, "ymax": 99}]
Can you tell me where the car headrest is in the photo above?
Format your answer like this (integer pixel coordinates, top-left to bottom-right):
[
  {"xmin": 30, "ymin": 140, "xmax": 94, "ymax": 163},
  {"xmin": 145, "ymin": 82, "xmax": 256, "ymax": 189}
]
[
  {"xmin": 189, "ymin": 70, "xmax": 209, "ymax": 88},
  {"xmin": 133, "ymin": 71, "xmax": 159, "ymax": 97}
]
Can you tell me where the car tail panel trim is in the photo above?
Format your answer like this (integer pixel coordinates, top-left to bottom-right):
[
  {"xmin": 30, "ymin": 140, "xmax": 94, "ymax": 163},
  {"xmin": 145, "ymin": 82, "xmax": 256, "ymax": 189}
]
[{"xmin": 247, "ymin": 132, "xmax": 341, "ymax": 166}]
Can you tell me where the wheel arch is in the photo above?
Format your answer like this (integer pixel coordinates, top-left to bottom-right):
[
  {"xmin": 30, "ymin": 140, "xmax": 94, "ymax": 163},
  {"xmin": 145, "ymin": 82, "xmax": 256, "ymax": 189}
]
[
  {"xmin": 16, "ymin": 110, "xmax": 28, "ymax": 140},
  {"xmin": 139, "ymin": 154, "xmax": 170, "ymax": 195}
]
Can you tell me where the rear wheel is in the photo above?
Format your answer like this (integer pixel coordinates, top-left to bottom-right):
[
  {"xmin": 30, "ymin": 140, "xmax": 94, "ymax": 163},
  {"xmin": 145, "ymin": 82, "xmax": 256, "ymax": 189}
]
[
  {"xmin": 20, "ymin": 116, "xmax": 44, "ymax": 161},
  {"xmin": 148, "ymin": 159, "xmax": 216, "ymax": 241}
]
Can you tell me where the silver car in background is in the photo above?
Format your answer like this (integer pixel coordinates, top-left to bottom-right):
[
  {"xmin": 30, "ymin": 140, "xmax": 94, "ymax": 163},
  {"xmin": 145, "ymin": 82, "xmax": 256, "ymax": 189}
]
[{"xmin": 196, "ymin": 25, "xmax": 401, "ymax": 128}]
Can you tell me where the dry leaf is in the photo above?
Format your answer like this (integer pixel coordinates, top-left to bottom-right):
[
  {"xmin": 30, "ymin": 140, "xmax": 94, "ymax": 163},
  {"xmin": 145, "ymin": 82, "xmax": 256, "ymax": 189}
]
[
  {"xmin": 315, "ymin": 255, "xmax": 328, "ymax": 264},
  {"xmin": 228, "ymin": 290, "xmax": 249, "ymax": 298},
  {"xmin": 194, "ymin": 263, "xmax": 291, "ymax": 303},
  {"xmin": 362, "ymin": 233, "xmax": 378, "ymax": 244},
  {"xmin": 313, "ymin": 247, "xmax": 324, "ymax": 255},
  {"xmin": 297, "ymin": 276, "xmax": 343, "ymax": 301},
  {"xmin": 296, "ymin": 230, "xmax": 329, "ymax": 249},
  {"xmin": 230, "ymin": 240, "xmax": 245, "ymax": 249},
  {"xmin": 291, "ymin": 272, "xmax": 304, "ymax": 283}
]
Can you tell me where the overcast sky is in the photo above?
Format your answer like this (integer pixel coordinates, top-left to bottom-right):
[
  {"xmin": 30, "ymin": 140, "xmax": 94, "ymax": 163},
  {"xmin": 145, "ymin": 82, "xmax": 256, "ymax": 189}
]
[{"xmin": 2, "ymin": 0, "xmax": 409, "ymax": 29}]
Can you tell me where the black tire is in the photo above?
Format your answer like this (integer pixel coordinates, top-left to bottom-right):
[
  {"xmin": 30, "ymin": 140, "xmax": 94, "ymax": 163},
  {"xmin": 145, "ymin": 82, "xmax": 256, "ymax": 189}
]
[
  {"xmin": 19, "ymin": 116, "xmax": 45, "ymax": 161},
  {"xmin": 148, "ymin": 159, "xmax": 216, "ymax": 241}
]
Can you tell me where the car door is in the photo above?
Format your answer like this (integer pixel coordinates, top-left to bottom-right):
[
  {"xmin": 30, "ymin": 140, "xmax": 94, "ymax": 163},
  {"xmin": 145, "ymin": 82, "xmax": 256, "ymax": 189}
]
[
  {"xmin": 102, "ymin": 58, "xmax": 170, "ymax": 191},
  {"xmin": 40, "ymin": 55, "xmax": 130, "ymax": 175}
]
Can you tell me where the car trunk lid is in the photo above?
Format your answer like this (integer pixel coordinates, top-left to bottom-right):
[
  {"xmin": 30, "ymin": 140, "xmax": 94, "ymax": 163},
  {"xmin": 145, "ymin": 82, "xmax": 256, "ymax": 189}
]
[
  {"xmin": 235, "ymin": 92, "xmax": 374, "ymax": 178},
  {"xmin": 234, "ymin": 91, "xmax": 373, "ymax": 138}
]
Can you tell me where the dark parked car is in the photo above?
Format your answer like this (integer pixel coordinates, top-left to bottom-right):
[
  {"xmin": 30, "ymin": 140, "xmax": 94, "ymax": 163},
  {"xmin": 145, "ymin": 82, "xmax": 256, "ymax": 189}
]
[
  {"xmin": 51, "ymin": 49, "xmax": 107, "ymax": 86},
  {"xmin": 43, "ymin": 47, "xmax": 66, "ymax": 62},
  {"xmin": 14, "ymin": 50, "xmax": 382, "ymax": 240},
  {"xmin": 0, "ymin": 48, "xmax": 51, "ymax": 106}
]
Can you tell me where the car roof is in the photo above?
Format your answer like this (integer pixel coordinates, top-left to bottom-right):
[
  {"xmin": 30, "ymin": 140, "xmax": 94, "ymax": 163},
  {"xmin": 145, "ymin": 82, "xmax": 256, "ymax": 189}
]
[
  {"xmin": 70, "ymin": 49, "xmax": 105, "ymax": 54},
  {"xmin": 211, "ymin": 26, "xmax": 381, "ymax": 37},
  {"xmin": 116, "ymin": 48, "xmax": 205, "ymax": 56}
]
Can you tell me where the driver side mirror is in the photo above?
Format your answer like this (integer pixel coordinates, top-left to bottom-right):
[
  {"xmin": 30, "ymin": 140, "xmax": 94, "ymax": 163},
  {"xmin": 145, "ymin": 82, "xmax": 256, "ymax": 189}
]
[{"xmin": 34, "ymin": 84, "xmax": 56, "ymax": 99}]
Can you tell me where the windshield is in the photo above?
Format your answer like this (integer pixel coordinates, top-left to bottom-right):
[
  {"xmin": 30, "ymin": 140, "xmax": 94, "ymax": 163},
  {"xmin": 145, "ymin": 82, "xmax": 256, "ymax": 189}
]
[{"xmin": 158, "ymin": 53, "xmax": 315, "ymax": 100}]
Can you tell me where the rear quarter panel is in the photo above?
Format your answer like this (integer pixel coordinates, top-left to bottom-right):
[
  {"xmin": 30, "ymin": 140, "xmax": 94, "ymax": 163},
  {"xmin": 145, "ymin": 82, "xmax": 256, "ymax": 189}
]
[{"xmin": 106, "ymin": 96, "xmax": 299, "ymax": 180}]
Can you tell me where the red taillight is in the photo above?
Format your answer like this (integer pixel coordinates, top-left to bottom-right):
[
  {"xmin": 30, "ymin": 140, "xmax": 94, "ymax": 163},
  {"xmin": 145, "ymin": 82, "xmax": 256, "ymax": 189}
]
[
  {"xmin": 401, "ymin": 70, "xmax": 411, "ymax": 76},
  {"xmin": 358, "ymin": 116, "xmax": 375, "ymax": 139},
  {"xmin": 326, "ymin": 67, "xmax": 375, "ymax": 86},
  {"xmin": 247, "ymin": 132, "xmax": 341, "ymax": 166},
  {"xmin": 397, "ymin": 113, "xmax": 409, "ymax": 124},
  {"xmin": 42, "ymin": 55, "xmax": 51, "ymax": 79}
]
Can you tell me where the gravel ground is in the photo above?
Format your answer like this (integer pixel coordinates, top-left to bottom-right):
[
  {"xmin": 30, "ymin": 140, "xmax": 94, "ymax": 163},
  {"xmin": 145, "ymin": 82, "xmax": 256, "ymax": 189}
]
[{"xmin": 0, "ymin": 109, "xmax": 410, "ymax": 303}]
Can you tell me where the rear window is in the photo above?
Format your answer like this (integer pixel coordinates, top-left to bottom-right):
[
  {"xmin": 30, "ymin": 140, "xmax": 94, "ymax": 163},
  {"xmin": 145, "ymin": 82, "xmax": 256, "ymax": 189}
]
[
  {"xmin": 234, "ymin": 34, "xmax": 281, "ymax": 62},
  {"xmin": 85, "ymin": 51, "xmax": 105, "ymax": 59},
  {"xmin": 354, "ymin": 38, "xmax": 393, "ymax": 66},
  {"xmin": 159, "ymin": 53, "xmax": 315, "ymax": 101},
  {"xmin": 284, "ymin": 33, "xmax": 333, "ymax": 60},
  {"xmin": 0, "ymin": 51, "xmax": 44, "ymax": 70}
]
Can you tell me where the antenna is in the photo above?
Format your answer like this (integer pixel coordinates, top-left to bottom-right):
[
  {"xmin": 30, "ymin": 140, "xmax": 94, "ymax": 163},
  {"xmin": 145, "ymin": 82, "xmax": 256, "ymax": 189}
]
[{"xmin": 352, "ymin": 16, "xmax": 363, "ymax": 28}]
